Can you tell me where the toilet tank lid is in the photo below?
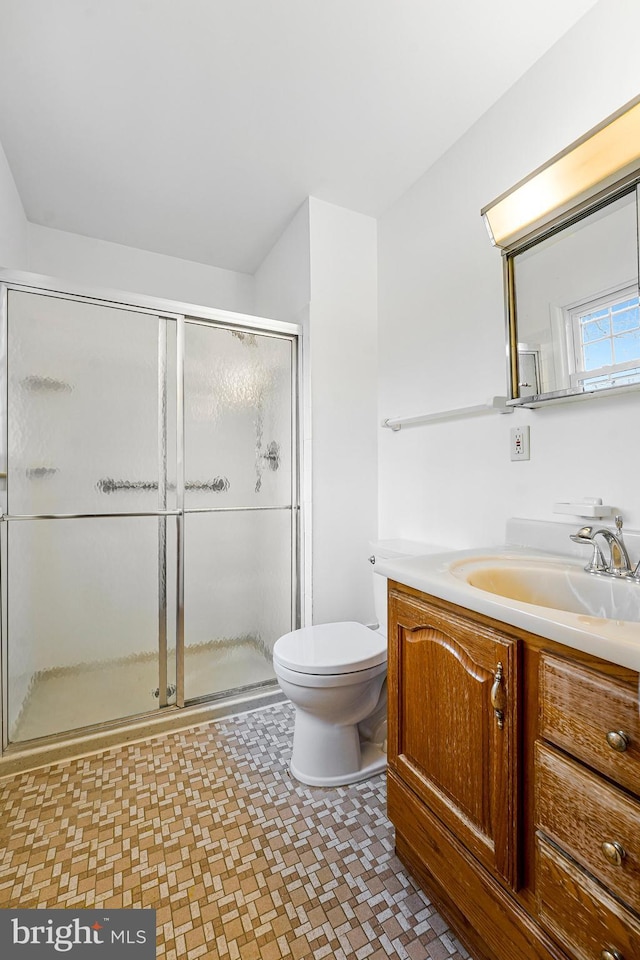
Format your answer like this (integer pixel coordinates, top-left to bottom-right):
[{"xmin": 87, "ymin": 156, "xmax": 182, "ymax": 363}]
[{"xmin": 369, "ymin": 538, "xmax": 448, "ymax": 559}]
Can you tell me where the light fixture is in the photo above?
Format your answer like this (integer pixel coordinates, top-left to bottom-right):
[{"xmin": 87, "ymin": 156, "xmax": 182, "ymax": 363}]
[{"xmin": 481, "ymin": 94, "xmax": 640, "ymax": 248}]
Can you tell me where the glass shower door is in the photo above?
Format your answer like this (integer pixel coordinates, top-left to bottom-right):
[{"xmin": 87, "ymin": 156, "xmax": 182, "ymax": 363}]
[
  {"xmin": 1, "ymin": 287, "xmax": 299, "ymax": 747},
  {"xmin": 182, "ymin": 321, "xmax": 297, "ymax": 702},
  {"xmin": 2, "ymin": 289, "xmax": 178, "ymax": 743}
]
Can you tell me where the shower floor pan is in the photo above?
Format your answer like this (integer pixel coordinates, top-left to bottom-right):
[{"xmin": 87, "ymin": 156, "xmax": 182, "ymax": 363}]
[{"xmin": 10, "ymin": 637, "xmax": 276, "ymax": 744}]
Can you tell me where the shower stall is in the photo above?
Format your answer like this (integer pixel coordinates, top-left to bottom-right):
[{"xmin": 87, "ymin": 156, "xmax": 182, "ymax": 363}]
[{"xmin": 0, "ymin": 277, "xmax": 300, "ymax": 750}]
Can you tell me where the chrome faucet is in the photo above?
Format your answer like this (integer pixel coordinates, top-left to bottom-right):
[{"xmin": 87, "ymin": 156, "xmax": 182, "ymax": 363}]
[
  {"xmin": 569, "ymin": 525, "xmax": 607, "ymax": 573},
  {"xmin": 570, "ymin": 514, "xmax": 638, "ymax": 580}
]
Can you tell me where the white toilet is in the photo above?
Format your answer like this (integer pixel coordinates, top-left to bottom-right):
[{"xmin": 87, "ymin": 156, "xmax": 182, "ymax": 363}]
[{"xmin": 273, "ymin": 540, "xmax": 443, "ymax": 787}]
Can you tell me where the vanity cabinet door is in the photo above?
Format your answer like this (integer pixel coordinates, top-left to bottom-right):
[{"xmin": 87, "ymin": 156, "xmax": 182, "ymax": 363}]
[{"xmin": 388, "ymin": 587, "xmax": 519, "ymax": 887}]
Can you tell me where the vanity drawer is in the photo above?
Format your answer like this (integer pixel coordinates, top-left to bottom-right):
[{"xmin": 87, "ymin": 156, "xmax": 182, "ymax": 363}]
[
  {"xmin": 539, "ymin": 653, "xmax": 640, "ymax": 796},
  {"xmin": 536, "ymin": 742, "xmax": 640, "ymax": 910},
  {"xmin": 537, "ymin": 834, "xmax": 640, "ymax": 960}
]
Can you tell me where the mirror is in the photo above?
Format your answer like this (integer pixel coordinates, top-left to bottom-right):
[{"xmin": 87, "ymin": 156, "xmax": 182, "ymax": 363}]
[{"xmin": 507, "ymin": 185, "xmax": 640, "ymax": 404}]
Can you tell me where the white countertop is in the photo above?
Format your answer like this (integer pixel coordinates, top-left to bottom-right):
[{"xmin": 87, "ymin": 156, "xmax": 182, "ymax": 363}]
[{"xmin": 376, "ymin": 545, "xmax": 640, "ymax": 675}]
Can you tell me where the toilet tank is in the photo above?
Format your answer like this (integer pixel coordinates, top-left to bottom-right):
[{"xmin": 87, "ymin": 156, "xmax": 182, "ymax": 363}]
[{"xmin": 369, "ymin": 539, "xmax": 447, "ymax": 637}]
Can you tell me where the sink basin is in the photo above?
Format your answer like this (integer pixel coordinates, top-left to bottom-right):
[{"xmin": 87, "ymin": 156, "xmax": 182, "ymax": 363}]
[
  {"xmin": 449, "ymin": 556, "xmax": 640, "ymax": 622},
  {"xmin": 375, "ymin": 531, "xmax": 640, "ymax": 672}
]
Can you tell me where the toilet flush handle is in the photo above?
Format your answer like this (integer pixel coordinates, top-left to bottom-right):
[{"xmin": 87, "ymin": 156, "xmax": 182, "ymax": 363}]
[{"xmin": 368, "ymin": 555, "xmax": 376, "ymax": 564}]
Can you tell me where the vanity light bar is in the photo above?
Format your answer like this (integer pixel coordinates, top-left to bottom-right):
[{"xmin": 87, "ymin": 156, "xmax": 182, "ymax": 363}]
[{"xmin": 481, "ymin": 94, "xmax": 640, "ymax": 249}]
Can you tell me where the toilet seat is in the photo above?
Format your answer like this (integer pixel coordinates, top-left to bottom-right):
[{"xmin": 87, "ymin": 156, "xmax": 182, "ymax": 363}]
[
  {"xmin": 273, "ymin": 621, "xmax": 386, "ymax": 675},
  {"xmin": 273, "ymin": 658, "xmax": 386, "ymax": 689}
]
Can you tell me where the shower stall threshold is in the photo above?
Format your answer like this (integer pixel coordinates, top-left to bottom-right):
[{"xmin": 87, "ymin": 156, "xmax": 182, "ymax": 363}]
[{"xmin": 0, "ymin": 682, "xmax": 285, "ymax": 778}]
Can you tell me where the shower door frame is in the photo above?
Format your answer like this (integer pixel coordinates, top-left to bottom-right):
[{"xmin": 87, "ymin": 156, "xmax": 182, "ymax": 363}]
[{"xmin": 0, "ymin": 271, "xmax": 303, "ymax": 754}]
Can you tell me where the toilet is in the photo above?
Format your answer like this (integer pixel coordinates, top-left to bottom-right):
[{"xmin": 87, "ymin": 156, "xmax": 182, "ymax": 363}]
[{"xmin": 273, "ymin": 540, "xmax": 444, "ymax": 787}]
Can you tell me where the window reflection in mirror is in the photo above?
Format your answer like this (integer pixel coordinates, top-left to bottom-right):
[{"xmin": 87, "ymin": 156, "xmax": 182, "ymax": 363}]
[{"xmin": 510, "ymin": 187, "xmax": 640, "ymax": 401}]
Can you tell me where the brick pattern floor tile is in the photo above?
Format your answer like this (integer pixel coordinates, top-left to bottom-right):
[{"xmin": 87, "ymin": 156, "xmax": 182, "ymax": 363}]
[{"xmin": 0, "ymin": 702, "xmax": 472, "ymax": 959}]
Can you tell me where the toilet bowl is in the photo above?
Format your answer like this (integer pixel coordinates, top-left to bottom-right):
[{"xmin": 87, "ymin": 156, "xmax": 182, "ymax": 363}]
[
  {"xmin": 274, "ymin": 621, "xmax": 387, "ymax": 786},
  {"xmin": 273, "ymin": 539, "xmax": 445, "ymax": 787}
]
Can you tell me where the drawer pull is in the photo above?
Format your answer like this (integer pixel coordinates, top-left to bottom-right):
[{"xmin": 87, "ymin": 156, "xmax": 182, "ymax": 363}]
[
  {"xmin": 490, "ymin": 662, "xmax": 505, "ymax": 729},
  {"xmin": 601, "ymin": 841, "xmax": 626, "ymax": 866},
  {"xmin": 606, "ymin": 730, "xmax": 630, "ymax": 752},
  {"xmin": 601, "ymin": 950, "xmax": 624, "ymax": 960}
]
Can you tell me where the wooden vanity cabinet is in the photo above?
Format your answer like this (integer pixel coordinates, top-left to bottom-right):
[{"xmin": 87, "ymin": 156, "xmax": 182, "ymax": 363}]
[
  {"xmin": 386, "ymin": 581, "xmax": 640, "ymax": 960},
  {"xmin": 387, "ymin": 586, "xmax": 518, "ymax": 886}
]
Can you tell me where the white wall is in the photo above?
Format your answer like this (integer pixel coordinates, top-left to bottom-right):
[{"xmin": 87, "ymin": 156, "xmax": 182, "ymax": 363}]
[
  {"xmin": 254, "ymin": 198, "xmax": 378, "ymax": 627},
  {"xmin": 308, "ymin": 198, "xmax": 378, "ymax": 624},
  {"xmin": 254, "ymin": 201, "xmax": 313, "ymax": 623},
  {"xmin": 1, "ymin": 151, "xmax": 254, "ymax": 315},
  {"xmin": 28, "ymin": 223, "xmax": 255, "ymax": 315},
  {"xmin": 0, "ymin": 136, "xmax": 28, "ymax": 269},
  {"xmin": 378, "ymin": 0, "xmax": 640, "ymax": 549},
  {"xmin": 254, "ymin": 202, "xmax": 311, "ymax": 324}
]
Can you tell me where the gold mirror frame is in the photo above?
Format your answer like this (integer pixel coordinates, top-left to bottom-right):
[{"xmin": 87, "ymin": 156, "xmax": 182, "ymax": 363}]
[{"xmin": 482, "ymin": 95, "xmax": 640, "ymax": 408}]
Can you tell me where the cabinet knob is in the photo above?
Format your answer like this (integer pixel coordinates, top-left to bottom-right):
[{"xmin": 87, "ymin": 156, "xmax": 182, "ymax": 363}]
[
  {"xmin": 601, "ymin": 841, "xmax": 626, "ymax": 866},
  {"xmin": 601, "ymin": 950, "xmax": 624, "ymax": 960},
  {"xmin": 606, "ymin": 730, "xmax": 630, "ymax": 752}
]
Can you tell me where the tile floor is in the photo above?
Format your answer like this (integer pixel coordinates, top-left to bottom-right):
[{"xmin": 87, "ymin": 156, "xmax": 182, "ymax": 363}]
[{"xmin": 0, "ymin": 702, "xmax": 472, "ymax": 959}]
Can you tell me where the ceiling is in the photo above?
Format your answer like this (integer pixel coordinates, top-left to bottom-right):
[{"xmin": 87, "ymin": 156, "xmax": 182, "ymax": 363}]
[{"xmin": 0, "ymin": 0, "xmax": 598, "ymax": 274}]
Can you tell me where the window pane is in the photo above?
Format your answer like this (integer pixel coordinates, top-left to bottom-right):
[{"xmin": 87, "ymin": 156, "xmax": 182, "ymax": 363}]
[
  {"xmin": 580, "ymin": 365, "xmax": 640, "ymax": 389},
  {"xmin": 613, "ymin": 366, "xmax": 640, "ymax": 385},
  {"xmin": 581, "ymin": 316, "xmax": 611, "ymax": 342},
  {"xmin": 586, "ymin": 306, "xmax": 610, "ymax": 320},
  {"xmin": 583, "ymin": 339, "xmax": 612, "ymax": 369},
  {"xmin": 614, "ymin": 297, "xmax": 638, "ymax": 312},
  {"xmin": 613, "ymin": 329, "xmax": 640, "ymax": 363},
  {"xmin": 580, "ymin": 373, "xmax": 610, "ymax": 390},
  {"xmin": 612, "ymin": 305, "xmax": 640, "ymax": 333}
]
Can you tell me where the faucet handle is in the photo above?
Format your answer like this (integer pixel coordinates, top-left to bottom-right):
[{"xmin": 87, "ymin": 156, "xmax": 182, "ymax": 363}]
[
  {"xmin": 615, "ymin": 514, "xmax": 624, "ymax": 536},
  {"xmin": 570, "ymin": 525, "xmax": 595, "ymax": 544}
]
